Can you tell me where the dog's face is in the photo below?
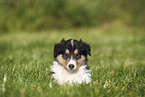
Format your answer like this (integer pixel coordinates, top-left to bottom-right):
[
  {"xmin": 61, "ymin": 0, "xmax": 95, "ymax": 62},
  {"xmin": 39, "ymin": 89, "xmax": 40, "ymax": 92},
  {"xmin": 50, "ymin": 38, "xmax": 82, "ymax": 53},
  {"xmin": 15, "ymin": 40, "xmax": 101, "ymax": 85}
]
[{"xmin": 54, "ymin": 39, "xmax": 91, "ymax": 71}]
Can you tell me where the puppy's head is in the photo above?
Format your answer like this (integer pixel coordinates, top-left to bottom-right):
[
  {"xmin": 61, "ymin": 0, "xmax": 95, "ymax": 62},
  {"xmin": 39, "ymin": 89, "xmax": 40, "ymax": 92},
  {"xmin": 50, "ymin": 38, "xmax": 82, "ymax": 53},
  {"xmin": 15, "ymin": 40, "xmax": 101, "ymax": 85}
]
[{"xmin": 54, "ymin": 39, "xmax": 91, "ymax": 71}]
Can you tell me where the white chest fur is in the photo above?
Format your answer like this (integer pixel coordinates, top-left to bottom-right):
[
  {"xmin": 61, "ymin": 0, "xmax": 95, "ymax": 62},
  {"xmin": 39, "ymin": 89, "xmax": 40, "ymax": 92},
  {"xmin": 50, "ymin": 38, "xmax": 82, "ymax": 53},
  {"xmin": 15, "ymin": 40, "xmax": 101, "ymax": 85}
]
[{"xmin": 50, "ymin": 61, "xmax": 92, "ymax": 85}]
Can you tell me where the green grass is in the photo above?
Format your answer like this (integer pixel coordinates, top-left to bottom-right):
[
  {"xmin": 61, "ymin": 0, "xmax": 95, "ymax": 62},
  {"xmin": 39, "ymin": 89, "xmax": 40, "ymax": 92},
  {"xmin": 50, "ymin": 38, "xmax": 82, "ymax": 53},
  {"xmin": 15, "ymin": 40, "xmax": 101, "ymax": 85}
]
[{"xmin": 0, "ymin": 27, "xmax": 145, "ymax": 97}]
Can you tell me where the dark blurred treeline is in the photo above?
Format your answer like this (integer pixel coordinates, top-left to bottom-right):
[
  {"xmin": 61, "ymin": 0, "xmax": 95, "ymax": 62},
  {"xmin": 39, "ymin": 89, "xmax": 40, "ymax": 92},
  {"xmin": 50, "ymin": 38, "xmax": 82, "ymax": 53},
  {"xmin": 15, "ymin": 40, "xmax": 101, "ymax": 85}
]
[{"xmin": 0, "ymin": 0, "xmax": 145, "ymax": 33}]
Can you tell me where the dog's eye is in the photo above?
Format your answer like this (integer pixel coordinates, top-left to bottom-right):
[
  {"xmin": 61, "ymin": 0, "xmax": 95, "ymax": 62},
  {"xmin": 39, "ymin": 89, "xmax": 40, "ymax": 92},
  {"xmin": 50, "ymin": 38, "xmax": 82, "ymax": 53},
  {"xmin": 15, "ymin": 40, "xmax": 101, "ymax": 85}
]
[
  {"xmin": 75, "ymin": 53, "xmax": 81, "ymax": 59},
  {"xmin": 63, "ymin": 53, "xmax": 69, "ymax": 59}
]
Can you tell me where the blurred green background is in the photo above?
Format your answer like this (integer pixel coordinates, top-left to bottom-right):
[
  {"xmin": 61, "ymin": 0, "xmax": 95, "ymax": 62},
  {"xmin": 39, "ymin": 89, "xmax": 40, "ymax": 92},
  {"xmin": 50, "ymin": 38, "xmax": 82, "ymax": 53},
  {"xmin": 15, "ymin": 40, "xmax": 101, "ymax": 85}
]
[{"xmin": 0, "ymin": 0, "xmax": 145, "ymax": 33}]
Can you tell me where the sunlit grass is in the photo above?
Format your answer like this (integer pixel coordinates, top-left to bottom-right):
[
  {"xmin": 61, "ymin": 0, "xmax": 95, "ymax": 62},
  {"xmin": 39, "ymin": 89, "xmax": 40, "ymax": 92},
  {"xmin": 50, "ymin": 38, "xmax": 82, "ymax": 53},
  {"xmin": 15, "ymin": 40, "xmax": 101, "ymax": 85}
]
[{"xmin": 0, "ymin": 28, "xmax": 145, "ymax": 97}]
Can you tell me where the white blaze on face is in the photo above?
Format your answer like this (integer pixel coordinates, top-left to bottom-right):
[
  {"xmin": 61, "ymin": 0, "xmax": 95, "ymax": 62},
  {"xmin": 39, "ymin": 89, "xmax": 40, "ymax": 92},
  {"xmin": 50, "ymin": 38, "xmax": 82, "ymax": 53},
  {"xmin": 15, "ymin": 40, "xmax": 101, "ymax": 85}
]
[
  {"xmin": 67, "ymin": 39, "xmax": 77, "ymax": 70},
  {"xmin": 71, "ymin": 39, "xmax": 74, "ymax": 47}
]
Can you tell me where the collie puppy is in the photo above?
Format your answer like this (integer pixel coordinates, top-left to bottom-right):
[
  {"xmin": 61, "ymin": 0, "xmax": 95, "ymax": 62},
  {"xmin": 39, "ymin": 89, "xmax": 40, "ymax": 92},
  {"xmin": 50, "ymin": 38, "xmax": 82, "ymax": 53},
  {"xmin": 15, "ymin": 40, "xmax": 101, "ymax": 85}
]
[{"xmin": 51, "ymin": 39, "xmax": 92, "ymax": 85}]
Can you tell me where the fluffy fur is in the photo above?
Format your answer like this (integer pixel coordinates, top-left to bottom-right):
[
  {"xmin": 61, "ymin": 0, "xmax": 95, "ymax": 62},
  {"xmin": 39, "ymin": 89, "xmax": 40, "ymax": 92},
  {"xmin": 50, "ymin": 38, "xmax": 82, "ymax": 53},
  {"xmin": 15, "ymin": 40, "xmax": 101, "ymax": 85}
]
[
  {"xmin": 51, "ymin": 39, "xmax": 92, "ymax": 85},
  {"xmin": 51, "ymin": 61, "xmax": 92, "ymax": 85}
]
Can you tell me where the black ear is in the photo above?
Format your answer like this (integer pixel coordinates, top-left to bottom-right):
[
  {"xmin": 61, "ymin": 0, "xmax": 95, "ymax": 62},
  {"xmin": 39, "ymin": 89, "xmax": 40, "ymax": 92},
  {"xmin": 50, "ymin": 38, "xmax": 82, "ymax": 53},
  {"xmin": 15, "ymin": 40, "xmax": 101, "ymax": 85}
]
[
  {"xmin": 61, "ymin": 38, "xmax": 65, "ymax": 44},
  {"xmin": 81, "ymin": 41, "xmax": 91, "ymax": 56},
  {"xmin": 84, "ymin": 43, "xmax": 91, "ymax": 56},
  {"xmin": 54, "ymin": 43, "xmax": 65, "ymax": 58}
]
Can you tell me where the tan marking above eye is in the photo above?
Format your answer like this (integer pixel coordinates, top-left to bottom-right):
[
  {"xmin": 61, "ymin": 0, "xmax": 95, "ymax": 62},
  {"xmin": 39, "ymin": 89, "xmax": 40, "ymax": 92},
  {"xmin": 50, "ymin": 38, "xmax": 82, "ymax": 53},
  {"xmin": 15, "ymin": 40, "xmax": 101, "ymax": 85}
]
[
  {"xmin": 66, "ymin": 49, "xmax": 70, "ymax": 54},
  {"xmin": 74, "ymin": 49, "xmax": 78, "ymax": 54}
]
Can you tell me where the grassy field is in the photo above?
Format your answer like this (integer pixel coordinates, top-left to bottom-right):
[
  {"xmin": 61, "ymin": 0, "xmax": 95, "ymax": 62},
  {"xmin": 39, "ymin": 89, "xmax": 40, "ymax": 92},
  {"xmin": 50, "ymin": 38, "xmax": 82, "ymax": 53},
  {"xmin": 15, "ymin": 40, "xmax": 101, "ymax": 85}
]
[{"xmin": 0, "ymin": 27, "xmax": 145, "ymax": 97}]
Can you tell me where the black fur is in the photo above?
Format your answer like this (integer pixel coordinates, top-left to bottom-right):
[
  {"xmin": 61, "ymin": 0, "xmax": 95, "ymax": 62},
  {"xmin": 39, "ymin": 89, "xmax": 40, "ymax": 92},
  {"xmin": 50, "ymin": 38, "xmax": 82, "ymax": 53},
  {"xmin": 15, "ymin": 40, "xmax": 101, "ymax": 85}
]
[
  {"xmin": 54, "ymin": 43, "xmax": 65, "ymax": 58},
  {"xmin": 80, "ymin": 41, "xmax": 91, "ymax": 56},
  {"xmin": 54, "ymin": 39, "xmax": 91, "ymax": 58}
]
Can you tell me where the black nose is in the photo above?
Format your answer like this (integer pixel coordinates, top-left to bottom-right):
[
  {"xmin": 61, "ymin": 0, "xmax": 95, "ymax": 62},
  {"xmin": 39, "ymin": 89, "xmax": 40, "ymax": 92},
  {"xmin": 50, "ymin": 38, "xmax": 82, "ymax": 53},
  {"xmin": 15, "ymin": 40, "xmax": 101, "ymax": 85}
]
[{"xmin": 69, "ymin": 64, "xmax": 74, "ymax": 69}]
